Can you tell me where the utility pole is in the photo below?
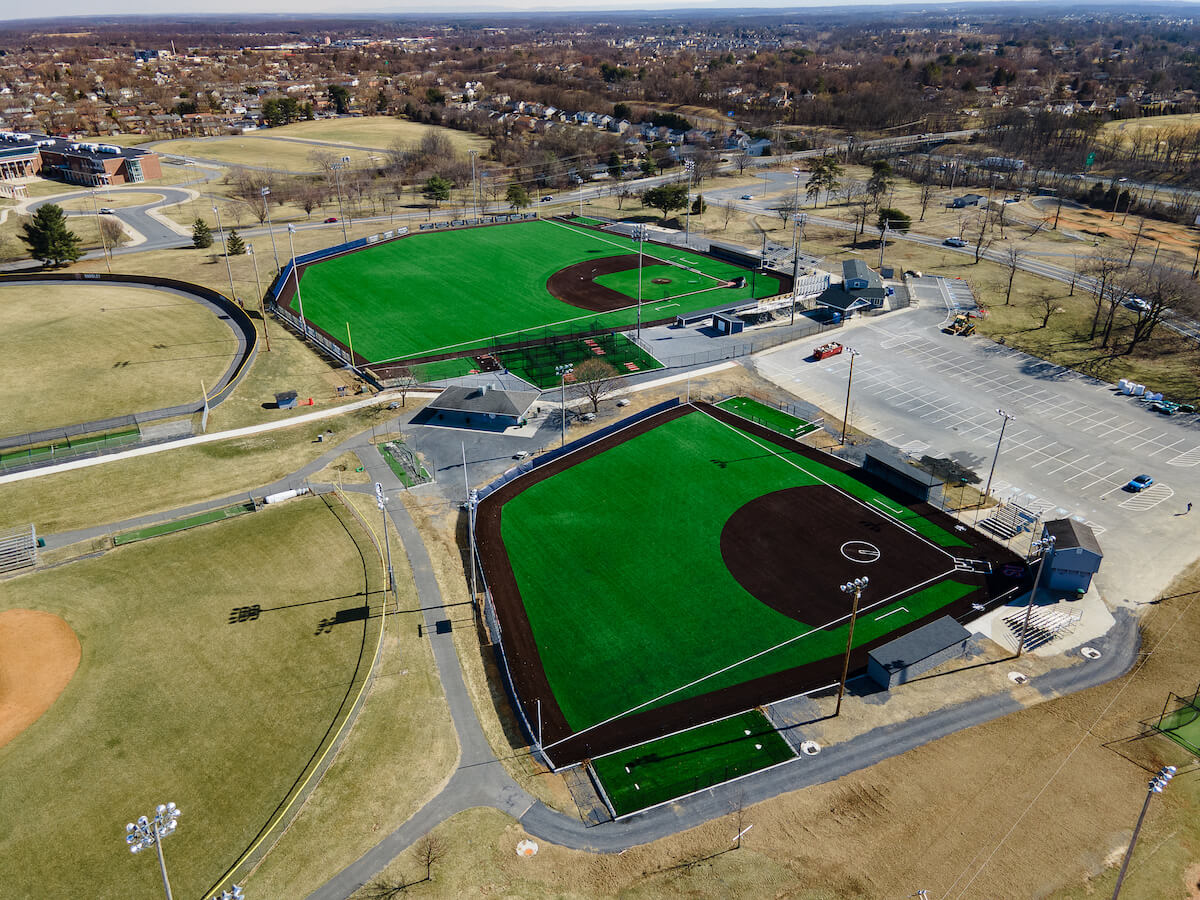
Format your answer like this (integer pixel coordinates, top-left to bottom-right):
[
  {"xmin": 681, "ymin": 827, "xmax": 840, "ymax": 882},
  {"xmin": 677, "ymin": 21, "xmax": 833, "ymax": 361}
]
[
  {"xmin": 878, "ymin": 217, "xmax": 889, "ymax": 269},
  {"xmin": 261, "ymin": 185, "xmax": 280, "ymax": 270},
  {"xmin": 840, "ymin": 348, "xmax": 859, "ymax": 444},
  {"xmin": 981, "ymin": 409, "xmax": 1015, "ymax": 514},
  {"xmin": 247, "ymin": 243, "xmax": 270, "ymax": 351},
  {"xmin": 331, "ymin": 157, "xmax": 350, "ymax": 242},
  {"xmin": 213, "ymin": 204, "xmax": 238, "ymax": 306},
  {"xmin": 1016, "ymin": 534, "xmax": 1055, "ymax": 656},
  {"xmin": 90, "ymin": 189, "xmax": 112, "ymax": 273}
]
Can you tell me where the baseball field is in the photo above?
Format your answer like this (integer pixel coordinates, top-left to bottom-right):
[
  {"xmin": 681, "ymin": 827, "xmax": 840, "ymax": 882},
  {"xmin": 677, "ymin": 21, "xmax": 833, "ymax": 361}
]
[
  {"xmin": 475, "ymin": 403, "xmax": 1027, "ymax": 782},
  {"xmin": 285, "ymin": 218, "xmax": 785, "ymax": 365}
]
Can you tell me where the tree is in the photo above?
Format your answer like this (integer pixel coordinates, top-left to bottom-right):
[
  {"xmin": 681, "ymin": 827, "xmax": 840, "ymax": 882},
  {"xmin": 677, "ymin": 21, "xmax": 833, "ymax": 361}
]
[
  {"xmin": 20, "ymin": 203, "xmax": 82, "ymax": 266},
  {"xmin": 413, "ymin": 834, "xmax": 447, "ymax": 882},
  {"xmin": 918, "ymin": 183, "xmax": 936, "ymax": 222},
  {"xmin": 1002, "ymin": 246, "xmax": 1025, "ymax": 304},
  {"xmin": 877, "ymin": 208, "xmax": 911, "ymax": 233},
  {"xmin": 639, "ymin": 158, "xmax": 657, "ymax": 177},
  {"xmin": 1033, "ymin": 290, "xmax": 1064, "ymax": 328},
  {"xmin": 570, "ymin": 359, "xmax": 621, "ymax": 412},
  {"xmin": 805, "ymin": 155, "xmax": 842, "ymax": 207},
  {"xmin": 1086, "ymin": 251, "xmax": 1124, "ymax": 342},
  {"xmin": 327, "ymin": 84, "xmax": 352, "ymax": 115},
  {"xmin": 691, "ymin": 193, "xmax": 706, "ymax": 215},
  {"xmin": 732, "ymin": 149, "xmax": 751, "ymax": 176},
  {"xmin": 99, "ymin": 216, "xmax": 127, "ymax": 247},
  {"xmin": 1125, "ymin": 263, "xmax": 1198, "ymax": 353},
  {"xmin": 866, "ymin": 159, "xmax": 894, "ymax": 209},
  {"xmin": 192, "ymin": 218, "xmax": 213, "ymax": 249},
  {"xmin": 422, "ymin": 175, "xmax": 452, "ymax": 207},
  {"xmin": 505, "ymin": 183, "xmax": 531, "ymax": 210},
  {"xmin": 642, "ymin": 182, "xmax": 688, "ymax": 221},
  {"xmin": 971, "ymin": 206, "xmax": 995, "ymax": 264},
  {"xmin": 226, "ymin": 228, "xmax": 246, "ymax": 256},
  {"xmin": 776, "ymin": 193, "xmax": 800, "ymax": 224},
  {"xmin": 607, "ymin": 152, "xmax": 623, "ymax": 180}
]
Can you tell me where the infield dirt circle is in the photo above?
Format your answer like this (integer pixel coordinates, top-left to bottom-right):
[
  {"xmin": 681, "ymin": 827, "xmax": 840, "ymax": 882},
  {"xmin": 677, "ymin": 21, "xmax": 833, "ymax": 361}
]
[{"xmin": 0, "ymin": 609, "xmax": 81, "ymax": 748}]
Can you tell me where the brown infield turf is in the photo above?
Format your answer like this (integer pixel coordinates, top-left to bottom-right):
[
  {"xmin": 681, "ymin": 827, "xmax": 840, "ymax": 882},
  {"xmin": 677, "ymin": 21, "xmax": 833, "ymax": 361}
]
[
  {"xmin": 545, "ymin": 253, "xmax": 672, "ymax": 313},
  {"xmin": 475, "ymin": 404, "xmax": 1029, "ymax": 765}
]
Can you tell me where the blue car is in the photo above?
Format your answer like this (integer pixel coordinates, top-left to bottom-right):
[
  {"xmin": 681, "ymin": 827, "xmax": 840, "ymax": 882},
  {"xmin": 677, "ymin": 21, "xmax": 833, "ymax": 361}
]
[{"xmin": 1125, "ymin": 474, "xmax": 1154, "ymax": 492}]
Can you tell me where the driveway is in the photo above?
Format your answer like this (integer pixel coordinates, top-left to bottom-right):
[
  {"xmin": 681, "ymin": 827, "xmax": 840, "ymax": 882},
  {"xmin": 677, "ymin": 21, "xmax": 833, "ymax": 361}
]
[{"xmin": 752, "ymin": 294, "xmax": 1200, "ymax": 606}]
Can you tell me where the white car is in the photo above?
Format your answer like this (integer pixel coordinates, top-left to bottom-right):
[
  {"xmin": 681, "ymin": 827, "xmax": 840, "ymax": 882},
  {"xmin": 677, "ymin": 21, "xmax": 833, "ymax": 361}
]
[
  {"xmin": 943, "ymin": 236, "xmax": 968, "ymax": 248},
  {"xmin": 99, "ymin": 207, "xmax": 115, "ymax": 214},
  {"xmin": 740, "ymin": 194, "xmax": 754, "ymax": 200},
  {"xmin": 1123, "ymin": 297, "xmax": 1150, "ymax": 312}
]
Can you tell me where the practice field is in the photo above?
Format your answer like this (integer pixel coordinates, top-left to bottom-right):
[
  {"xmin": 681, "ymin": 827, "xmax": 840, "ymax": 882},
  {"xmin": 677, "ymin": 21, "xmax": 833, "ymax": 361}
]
[
  {"xmin": 0, "ymin": 496, "xmax": 384, "ymax": 899},
  {"xmin": 716, "ymin": 395, "xmax": 818, "ymax": 438},
  {"xmin": 247, "ymin": 116, "xmax": 490, "ymax": 154},
  {"xmin": 287, "ymin": 219, "xmax": 785, "ymax": 364},
  {"xmin": 591, "ymin": 709, "xmax": 794, "ymax": 816},
  {"xmin": 476, "ymin": 403, "xmax": 1025, "ymax": 765},
  {"xmin": 0, "ymin": 282, "xmax": 235, "ymax": 437}
]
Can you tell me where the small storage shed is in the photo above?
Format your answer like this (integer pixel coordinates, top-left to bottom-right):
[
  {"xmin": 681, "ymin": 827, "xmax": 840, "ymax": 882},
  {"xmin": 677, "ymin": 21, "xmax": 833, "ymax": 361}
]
[
  {"xmin": 712, "ymin": 312, "xmax": 745, "ymax": 335},
  {"xmin": 1041, "ymin": 519, "xmax": 1103, "ymax": 593}
]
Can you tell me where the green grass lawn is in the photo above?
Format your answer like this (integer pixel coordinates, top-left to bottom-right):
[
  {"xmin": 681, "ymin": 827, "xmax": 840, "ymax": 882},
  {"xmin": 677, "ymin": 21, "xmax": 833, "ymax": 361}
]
[
  {"xmin": 293, "ymin": 220, "xmax": 783, "ymax": 363},
  {"xmin": 591, "ymin": 709, "xmax": 794, "ymax": 816},
  {"xmin": 500, "ymin": 332, "xmax": 662, "ymax": 388},
  {"xmin": 499, "ymin": 409, "xmax": 972, "ymax": 731},
  {"xmin": 0, "ymin": 496, "xmax": 383, "ymax": 900},
  {"xmin": 112, "ymin": 501, "xmax": 255, "ymax": 545},
  {"xmin": 716, "ymin": 396, "xmax": 818, "ymax": 438}
]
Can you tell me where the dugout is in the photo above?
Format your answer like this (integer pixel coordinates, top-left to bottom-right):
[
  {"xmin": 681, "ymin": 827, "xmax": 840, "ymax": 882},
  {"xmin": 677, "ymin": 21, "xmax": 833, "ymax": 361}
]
[
  {"xmin": 708, "ymin": 241, "xmax": 762, "ymax": 270},
  {"xmin": 862, "ymin": 447, "xmax": 945, "ymax": 505},
  {"xmin": 868, "ymin": 615, "xmax": 972, "ymax": 689},
  {"xmin": 712, "ymin": 312, "xmax": 745, "ymax": 335}
]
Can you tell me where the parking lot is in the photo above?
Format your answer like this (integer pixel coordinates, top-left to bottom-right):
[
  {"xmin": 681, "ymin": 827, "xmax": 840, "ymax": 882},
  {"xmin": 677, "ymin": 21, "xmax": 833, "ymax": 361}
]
[{"xmin": 754, "ymin": 287, "xmax": 1200, "ymax": 604}]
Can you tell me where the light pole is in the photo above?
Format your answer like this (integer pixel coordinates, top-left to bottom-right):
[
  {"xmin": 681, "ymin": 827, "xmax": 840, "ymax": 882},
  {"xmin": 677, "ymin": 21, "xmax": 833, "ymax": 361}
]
[
  {"xmin": 287, "ymin": 223, "xmax": 307, "ymax": 337},
  {"xmin": 792, "ymin": 166, "xmax": 803, "ymax": 239},
  {"xmin": 1110, "ymin": 177, "xmax": 1128, "ymax": 221},
  {"xmin": 1016, "ymin": 533, "xmax": 1056, "ymax": 656},
  {"xmin": 247, "ymin": 242, "xmax": 270, "ymax": 351},
  {"xmin": 469, "ymin": 149, "xmax": 479, "ymax": 221},
  {"xmin": 218, "ymin": 888, "xmax": 245, "ymax": 900},
  {"xmin": 878, "ymin": 217, "xmax": 890, "ymax": 269},
  {"xmin": 835, "ymin": 577, "xmax": 868, "ymax": 716},
  {"xmin": 90, "ymin": 189, "xmax": 112, "ymax": 273},
  {"xmin": 331, "ymin": 157, "xmax": 350, "ymax": 242},
  {"xmin": 790, "ymin": 213, "xmax": 806, "ymax": 325},
  {"xmin": 213, "ymin": 204, "xmax": 238, "ymax": 306},
  {"xmin": 556, "ymin": 363, "xmax": 573, "ymax": 446},
  {"xmin": 683, "ymin": 159, "xmax": 696, "ymax": 246},
  {"xmin": 261, "ymin": 185, "xmax": 279, "ymax": 270},
  {"xmin": 840, "ymin": 347, "xmax": 860, "ymax": 444},
  {"xmin": 981, "ymin": 409, "xmax": 1016, "ymax": 512},
  {"xmin": 1111, "ymin": 766, "xmax": 1177, "ymax": 899},
  {"xmin": 124, "ymin": 802, "xmax": 181, "ymax": 900},
  {"xmin": 635, "ymin": 223, "xmax": 647, "ymax": 337}
]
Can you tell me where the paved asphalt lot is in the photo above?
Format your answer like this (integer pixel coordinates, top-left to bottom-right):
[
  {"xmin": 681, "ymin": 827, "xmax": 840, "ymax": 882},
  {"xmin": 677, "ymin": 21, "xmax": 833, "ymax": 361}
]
[{"xmin": 753, "ymin": 289, "xmax": 1200, "ymax": 606}]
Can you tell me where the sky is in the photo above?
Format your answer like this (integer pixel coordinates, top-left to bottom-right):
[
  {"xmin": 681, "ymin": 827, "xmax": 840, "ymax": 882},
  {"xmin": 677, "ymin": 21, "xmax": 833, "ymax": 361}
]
[{"xmin": 1, "ymin": 0, "xmax": 1131, "ymax": 25}]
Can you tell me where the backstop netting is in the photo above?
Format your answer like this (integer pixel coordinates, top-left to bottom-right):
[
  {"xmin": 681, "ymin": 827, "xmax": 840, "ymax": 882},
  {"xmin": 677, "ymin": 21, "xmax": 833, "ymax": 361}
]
[{"xmin": 1155, "ymin": 685, "xmax": 1200, "ymax": 756}]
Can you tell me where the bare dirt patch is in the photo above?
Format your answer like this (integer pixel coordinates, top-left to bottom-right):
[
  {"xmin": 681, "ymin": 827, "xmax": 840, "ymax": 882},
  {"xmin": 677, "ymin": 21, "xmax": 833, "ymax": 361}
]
[{"xmin": 0, "ymin": 609, "xmax": 80, "ymax": 748}]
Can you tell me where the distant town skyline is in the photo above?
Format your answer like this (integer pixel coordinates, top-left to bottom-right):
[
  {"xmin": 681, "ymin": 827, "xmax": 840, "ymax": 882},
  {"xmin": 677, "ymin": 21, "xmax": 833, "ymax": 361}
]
[{"xmin": 0, "ymin": 0, "xmax": 1132, "ymax": 26}]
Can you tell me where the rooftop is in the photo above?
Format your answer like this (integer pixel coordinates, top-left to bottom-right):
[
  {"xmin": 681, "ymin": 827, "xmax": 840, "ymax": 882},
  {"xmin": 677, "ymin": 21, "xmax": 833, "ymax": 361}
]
[
  {"xmin": 428, "ymin": 385, "xmax": 540, "ymax": 419},
  {"xmin": 1043, "ymin": 518, "xmax": 1103, "ymax": 557}
]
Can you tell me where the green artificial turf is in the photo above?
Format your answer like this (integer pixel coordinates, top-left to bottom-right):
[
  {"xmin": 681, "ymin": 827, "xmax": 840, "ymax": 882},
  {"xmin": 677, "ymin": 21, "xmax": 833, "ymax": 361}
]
[
  {"xmin": 499, "ymin": 409, "xmax": 973, "ymax": 731},
  {"xmin": 566, "ymin": 215, "xmax": 607, "ymax": 227},
  {"xmin": 293, "ymin": 220, "xmax": 783, "ymax": 363},
  {"xmin": 411, "ymin": 357, "xmax": 479, "ymax": 382},
  {"xmin": 1157, "ymin": 702, "xmax": 1200, "ymax": 755},
  {"xmin": 500, "ymin": 332, "xmax": 663, "ymax": 389},
  {"xmin": 112, "ymin": 501, "xmax": 255, "ymax": 545},
  {"xmin": 591, "ymin": 710, "xmax": 794, "ymax": 816},
  {"xmin": 0, "ymin": 427, "xmax": 141, "ymax": 467},
  {"xmin": 716, "ymin": 396, "xmax": 818, "ymax": 438}
]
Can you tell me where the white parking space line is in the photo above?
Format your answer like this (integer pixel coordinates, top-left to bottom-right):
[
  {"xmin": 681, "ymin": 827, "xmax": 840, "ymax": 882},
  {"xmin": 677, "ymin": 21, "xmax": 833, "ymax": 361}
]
[
  {"xmin": 1118, "ymin": 482, "xmax": 1175, "ymax": 511},
  {"xmin": 1168, "ymin": 447, "xmax": 1200, "ymax": 467}
]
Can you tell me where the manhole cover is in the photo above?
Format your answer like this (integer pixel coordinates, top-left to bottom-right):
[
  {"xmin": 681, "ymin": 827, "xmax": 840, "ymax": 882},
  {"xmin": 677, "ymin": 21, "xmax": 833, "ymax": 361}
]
[
  {"xmin": 1008, "ymin": 672, "xmax": 1029, "ymax": 685},
  {"xmin": 800, "ymin": 740, "xmax": 821, "ymax": 756},
  {"xmin": 516, "ymin": 839, "xmax": 538, "ymax": 858},
  {"xmin": 1081, "ymin": 646, "xmax": 1102, "ymax": 659}
]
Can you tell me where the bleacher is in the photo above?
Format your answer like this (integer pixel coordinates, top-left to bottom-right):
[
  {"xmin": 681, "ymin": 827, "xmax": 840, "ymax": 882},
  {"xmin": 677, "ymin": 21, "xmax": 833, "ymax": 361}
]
[
  {"xmin": 979, "ymin": 501, "xmax": 1038, "ymax": 540},
  {"xmin": 1002, "ymin": 606, "xmax": 1082, "ymax": 652},
  {"xmin": 0, "ymin": 524, "xmax": 37, "ymax": 574}
]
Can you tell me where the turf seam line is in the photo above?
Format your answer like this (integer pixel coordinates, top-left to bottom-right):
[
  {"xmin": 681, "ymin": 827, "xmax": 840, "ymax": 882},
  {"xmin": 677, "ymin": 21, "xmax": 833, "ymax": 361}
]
[
  {"xmin": 695, "ymin": 403, "xmax": 959, "ymax": 562},
  {"xmin": 541, "ymin": 564, "xmax": 959, "ymax": 753}
]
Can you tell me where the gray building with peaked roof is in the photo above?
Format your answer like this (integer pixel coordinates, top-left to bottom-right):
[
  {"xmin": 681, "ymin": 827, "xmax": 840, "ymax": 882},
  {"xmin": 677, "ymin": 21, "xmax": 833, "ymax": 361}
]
[
  {"xmin": 427, "ymin": 385, "xmax": 540, "ymax": 428},
  {"xmin": 1042, "ymin": 519, "xmax": 1103, "ymax": 593}
]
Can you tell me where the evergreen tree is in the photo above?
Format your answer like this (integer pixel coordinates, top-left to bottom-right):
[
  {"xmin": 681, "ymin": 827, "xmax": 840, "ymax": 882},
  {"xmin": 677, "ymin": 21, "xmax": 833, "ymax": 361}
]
[
  {"xmin": 691, "ymin": 193, "xmax": 706, "ymax": 215},
  {"xmin": 226, "ymin": 228, "xmax": 246, "ymax": 255},
  {"xmin": 20, "ymin": 203, "xmax": 82, "ymax": 266},
  {"xmin": 422, "ymin": 175, "xmax": 452, "ymax": 207},
  {"xmin": 505, "ymin": 183, "xmax": 531, "ymax": 210},
  {"xmin": 192, "ymin": 218, "xmax": 213, "ymax": 249}
]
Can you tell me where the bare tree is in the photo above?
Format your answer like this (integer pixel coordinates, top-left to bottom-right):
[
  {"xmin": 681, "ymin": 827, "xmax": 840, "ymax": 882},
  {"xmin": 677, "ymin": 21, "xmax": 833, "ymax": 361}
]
[
  {"xmin": 775, "ymin": 193, "xmax": 800, "ymax": 225},
  {"xmin": 99, "ymin": 216, "xmax": 128, "ymax": 247},
  {"xmin": 1002, "ymin": 246, "xmax": 1025, "ymax": 305},
  {"xmin": 570, "ymin": 359, "xmax": 621, "ymax": 412},
  {"xmin": 1033, "ymin": 290, "xmax": 1064, "ymax": 328},
  {"xmin": 732, "ymin": 149, "xmax": 751, "ymax": 176},
  {"xmin": 1124, "ymin": 215, "xmax": 1148, "ymax": 266},
  {"xmin": 413, "ymin": 834, "xmax": 447, "ymax": 882},
  {"xmin": 721, "ymin": 199, "xmax": 735, "ymax": 232},
  {"xmin": 391, "ymin": 366, "xmax": 419, "ymax": 405},
  {"xmin": 918, "ymin": 182, "xmax": 936, "ymax": 222},
  {"xmin": 971, "ymin": 207, "xmax": 995, "ymax": 264},
  {"xmin": 1086, "ymin": 252, "xmax": 1124, "ymax": 342},
  {"xmin": 1126, "ymin": 263, "xmax": 1198, "ymax": 353},
  {"xmin": 728, "ymin": 789, "xmax": 749, "ymax": 850},
  {"xmin": 1069, "ymin": 253, "xmax": 1082, "ymax": 296}
]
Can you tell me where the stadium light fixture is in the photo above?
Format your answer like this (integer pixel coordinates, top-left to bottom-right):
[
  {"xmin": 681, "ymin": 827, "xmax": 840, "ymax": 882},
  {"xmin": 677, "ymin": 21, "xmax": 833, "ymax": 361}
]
[
  {"xmin": 635, "ymin": 223, "xmax": 647, "ymax": 338},
  {"xmin": 286, "ymin": 224, "xmax": 307, "ymax": 337},
  {"xmin": 555, "ymin": 364, "xmax": 573, "ymax": 447},
  {"xmin": 1111, "ymin": 766, "xmax": 1176, "ymax": 899},
  {"xmin": 840, "ymin": 348, "xmax": 860, "ymax": 445},
  {"xmin": 834, "ymin": 577, "xmax": 868, "ymax": 716},
  {"xmin": 1015, "ymin": 533, "xmax": 1056, "ymax": 656},
  {"xmin": 979, "ymin": 409, "xmax": 1016, "ymax": 520},
  {"xmin": 124, "ymin": 802, "xmax": 181, "ymax": 900},
  {"xmin": 469, "ymin": 149, "xmax": 480, "ymax": 221},
  {"xmin": 218, "ymin": 886, "xmax": 245, "ymax": 900},
  {"xmin": 790, "ymin": 213, "xmax": 807, "ymax": 325},
  {"xmin": 213, "ymin": 204, "xmax": 239, "ymax": 307},
  {"xmin": 260, "ymin": 185, "xmax": 280, "ymax": 270},
  {"xmin": 792, "ymin": 166, "xmax": 803, "ymax": 240},
  {"xmin": 683, "ymin": 159, "xmax": 696, "ymax": 246}
]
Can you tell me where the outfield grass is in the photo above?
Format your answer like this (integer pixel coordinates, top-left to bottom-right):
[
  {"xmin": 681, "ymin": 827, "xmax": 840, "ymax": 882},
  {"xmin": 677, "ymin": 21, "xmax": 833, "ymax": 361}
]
[
  {"xmin": 0, "ymin": 282, "xmax": 235, "ymax": 437},
  {"xmin": 0, "ymin": 497, "xmax": 383, "ymax": 900},
  {"xmin": 294, "ymin": 219, "xmax": 783, "ymax": 363},
  {"xmin": 500, "ymin": 410, "xmax": 972, "ymax": 731},
  {"xmin": 591, "ymin": 710, "xmax": 794, "ymax": 816},
  {"xmin": 716, "ymin": 396, "xmax": 817, "ymax": 438}
]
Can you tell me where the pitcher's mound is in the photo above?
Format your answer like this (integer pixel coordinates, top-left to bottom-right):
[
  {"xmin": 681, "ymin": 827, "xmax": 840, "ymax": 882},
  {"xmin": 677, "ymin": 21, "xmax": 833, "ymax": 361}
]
[{"xmin": 0, "ymin": 609, "xmax": 81, "ymax": 748}]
